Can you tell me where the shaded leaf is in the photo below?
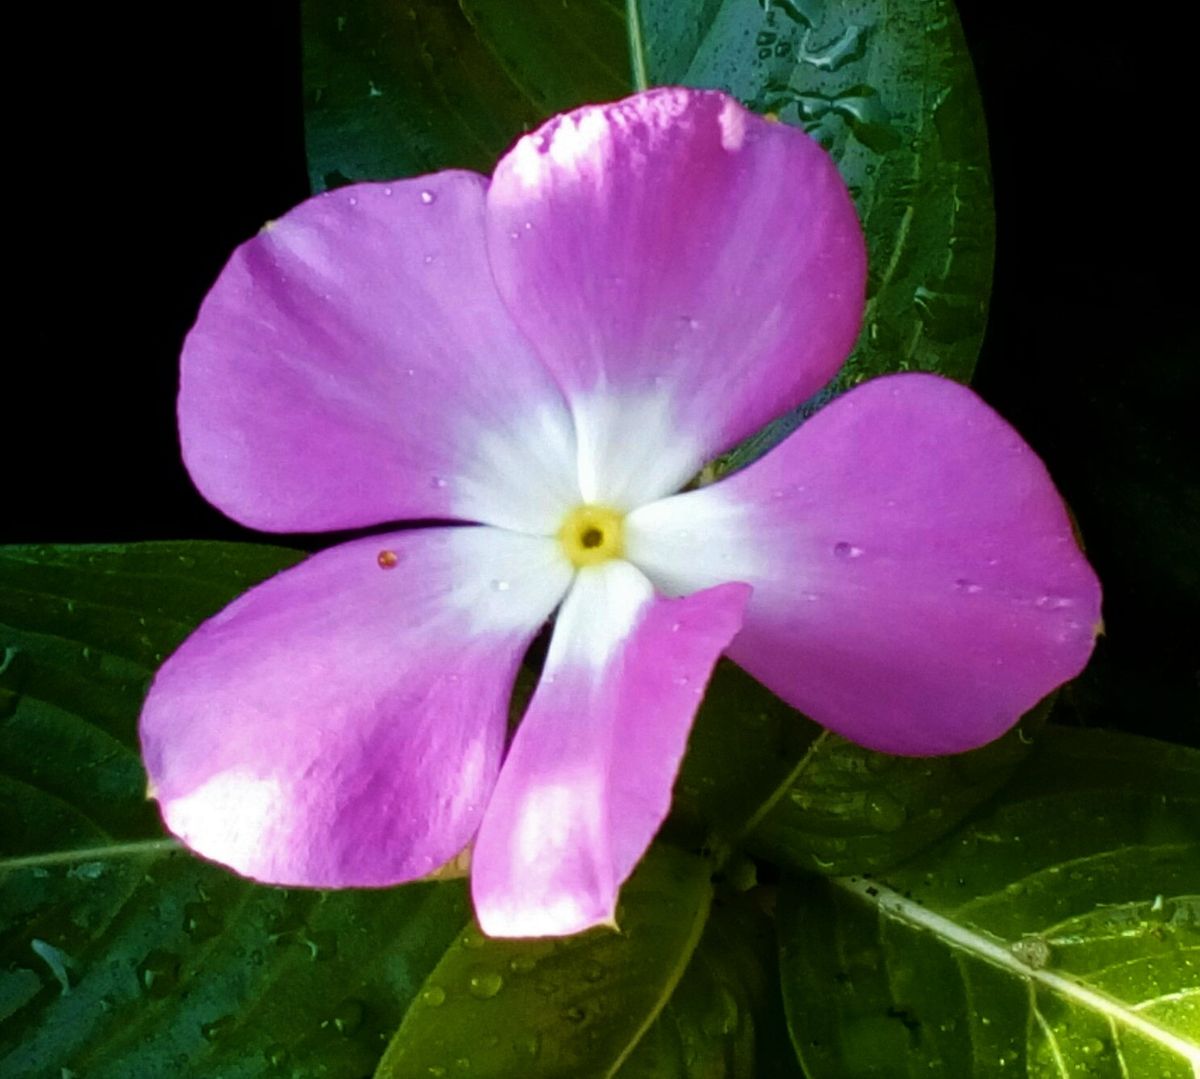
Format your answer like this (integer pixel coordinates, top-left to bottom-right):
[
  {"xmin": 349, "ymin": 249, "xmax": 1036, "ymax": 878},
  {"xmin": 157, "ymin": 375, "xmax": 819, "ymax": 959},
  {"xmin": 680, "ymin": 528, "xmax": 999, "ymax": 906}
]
[
  {"xmin": 777, "ymin": 727, "xmax": 1200, "ymax": 1077},
  {"xmin": 376, "ymin": 844, "xmax": 713, "ymax": 1079},
  {"xmin": 745, "ymin": 696, "xmax": 1053, "ymax": 876},
  {"xmin": 1, "ymin": 853, "xmax": 469, "ymax": 1079},
  {"xmin": 301, "ymin": 0, "xmax": 629, "ymax": 188},
  {"xmin": 617, "ymin": 892, "xmax": 804, "ymax": 1078},
  {"xmin": 663, "ymin": 659, "xmax": 819, "ymax": 858}
]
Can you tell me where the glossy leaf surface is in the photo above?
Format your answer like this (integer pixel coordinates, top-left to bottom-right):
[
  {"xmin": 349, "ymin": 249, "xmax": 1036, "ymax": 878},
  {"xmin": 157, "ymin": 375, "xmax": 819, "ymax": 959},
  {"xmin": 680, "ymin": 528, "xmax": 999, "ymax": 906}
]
[
  {"xmin": 778, "ymin": 728, "xmax": 1200, "ymax": 1077},
  {"xmin": 617, "ymin": 893, "xmax": 803, "ymax": 1078},
  {"xmin": 745, "ymin": 697, "xmax": 1052, "ymax": 876},
  {"xmin": 377, "ymin": 844, "xmax": 713, "ymax": 1078}
]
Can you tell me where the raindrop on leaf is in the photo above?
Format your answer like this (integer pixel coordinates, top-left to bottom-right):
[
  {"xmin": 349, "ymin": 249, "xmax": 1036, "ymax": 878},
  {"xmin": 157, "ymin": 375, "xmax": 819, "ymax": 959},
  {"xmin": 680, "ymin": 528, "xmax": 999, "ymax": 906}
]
[{"xmin": 468, "ymin": 970, "xmax": 503, "ymax": 999}]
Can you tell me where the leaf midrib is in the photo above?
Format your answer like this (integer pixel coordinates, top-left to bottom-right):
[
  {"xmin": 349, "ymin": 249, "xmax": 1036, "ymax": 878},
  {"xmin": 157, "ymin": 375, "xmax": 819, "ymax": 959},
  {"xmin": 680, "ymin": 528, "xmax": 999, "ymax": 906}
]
[{"xmin": 838, "ymin": 876, "xmax": 1200, "ymax": 1067}]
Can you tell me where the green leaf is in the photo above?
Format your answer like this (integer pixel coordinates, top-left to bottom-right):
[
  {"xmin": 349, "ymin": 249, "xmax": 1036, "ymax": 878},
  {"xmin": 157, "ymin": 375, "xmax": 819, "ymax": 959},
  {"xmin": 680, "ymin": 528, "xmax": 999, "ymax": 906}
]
[
  {"xmin": 303, "ymin": 0, "xmax": 993, "ymax": 468},
  {"xmin": 744, "ymin": 696, "xmax": 1054, "ymax": 876},
  {"xmin": 0, "ymin": 543, "xmax": 469, "ymax": 1077},
  {"xmin": 1, "ymin": 852, "xmax": 470, "ymax": 1078},
  {"xmin": 301, "ymin": 0, "xmax": 630, "ymax": 188},
  {"xmin": 777, "ymin": 727, "xmax": 1200, "ymax": 1077},
  {"xmin": 617, "ymin": 893, "xmax": 804, "ymax": 1078},
  {"xmin": 662, "ymin": 659, "xmax": 819, "ymax": 857},
  {"xmin": 376, "ymin": 844, "xmax": 713, "ymax": 1078}
]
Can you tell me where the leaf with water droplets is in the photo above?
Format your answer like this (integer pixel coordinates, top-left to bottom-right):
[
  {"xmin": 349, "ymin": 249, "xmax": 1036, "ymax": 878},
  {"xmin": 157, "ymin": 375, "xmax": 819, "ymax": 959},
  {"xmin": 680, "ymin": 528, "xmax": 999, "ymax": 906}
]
[
  {"xmin": 376, "ymin": 844, "xmax": 713, "ymax": 1079},
  {"xmin": 744, "ymin": 695, "xmax": 1054, "ymax": 876},
  {"xmin": 616, "ymin": 893, "xmax": 804, "ymax": 1077},
  {"xmin": 777, "ymin": 727, "xmax": 1200, "ymax": 1077},
  {"xmin": 0, "ymin": 543, "xmax": 470, "ymax": 1078}
]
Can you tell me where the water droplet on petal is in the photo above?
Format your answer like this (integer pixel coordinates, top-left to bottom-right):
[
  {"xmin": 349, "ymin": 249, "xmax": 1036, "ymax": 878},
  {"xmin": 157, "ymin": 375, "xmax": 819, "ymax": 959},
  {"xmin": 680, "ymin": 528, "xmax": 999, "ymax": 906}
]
[
  {"xmin": 431, "ymin": 476, "xmax": 447, "ymax": 489},
  {"xmin": 954, "ymin": 578, "xmax": 982, "ymax": 594},
  {"xmin": 420, "ymin": 190, "xmax": 436, "ymax": 205},
  {"xmin": 383, "ymin": 186, "xmax": 393, "ymax": 196},
  {"xmin": 833, "ymin": 542, "xmax": 863, "ymax": 559},
  {"xmin": 347, "ymin": 196, "xmax": 358, "ymax": 206},
  {"xmin": 421, "ymin": 986, "xmax": 446, "ymax": 1007},
  {"xmin": 423, "ymin": 254, "xmax": 436, "ymax": 265},
  {"xmin": 490, "ymin": 579, "xmax": 510, "ymax": 592}
]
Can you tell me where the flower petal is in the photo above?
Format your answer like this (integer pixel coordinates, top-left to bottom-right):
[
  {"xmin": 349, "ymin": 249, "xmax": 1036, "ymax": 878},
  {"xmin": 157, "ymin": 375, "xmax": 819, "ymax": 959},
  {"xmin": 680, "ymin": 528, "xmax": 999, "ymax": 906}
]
[
  {"xmin": 625, "ymin": 374, "xmax": 1102, "ymax": 755},
  {"xmin": 180, "ymin": 172, "xmax": 579, "ymax": 534},
  {"xmin": 486, "ymin": 88, "xmax": 866, "ymax": 508},
  {"xmin": 471, "ymin": 561, "xmax": 749, "ymax": 937},
  {"xmin": 140, "ymin": 527, "xmax": 572, "ymax": 886}
]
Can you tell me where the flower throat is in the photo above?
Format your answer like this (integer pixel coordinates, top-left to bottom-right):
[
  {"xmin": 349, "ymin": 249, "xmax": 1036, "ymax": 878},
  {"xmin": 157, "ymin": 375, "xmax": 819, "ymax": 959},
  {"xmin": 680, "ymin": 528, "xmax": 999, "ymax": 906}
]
[{"xmin": 558, "ymin": 505, "xmax": 625, "ymax": 567}]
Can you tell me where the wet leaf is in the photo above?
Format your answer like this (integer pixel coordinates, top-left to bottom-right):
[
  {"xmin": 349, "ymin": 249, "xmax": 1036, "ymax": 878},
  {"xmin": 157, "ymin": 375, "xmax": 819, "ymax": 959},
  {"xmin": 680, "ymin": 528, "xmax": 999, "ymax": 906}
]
[
  {"xmin": 617, "ymin": 892, "xmax": 803, "ymax": 1077},
  {"xmin": 663, "ymin": 659, "xmax": 819, "ymax": 858},
  {"xmin": 777, "ymin": 727, "xmax": 1200, "ymax": 1077},
  {"xmin": 376, "ymin": 844, "xmax": 713, "ymax": 1079},
  {"xmin": 744, "ymin": 696, "xmax": 1054, "ymax": 876}
]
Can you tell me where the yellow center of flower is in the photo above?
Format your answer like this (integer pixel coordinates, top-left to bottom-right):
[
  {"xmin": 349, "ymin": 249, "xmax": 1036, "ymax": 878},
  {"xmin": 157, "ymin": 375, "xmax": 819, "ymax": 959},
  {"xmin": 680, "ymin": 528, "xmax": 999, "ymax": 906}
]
[{"xmin": 557, "ymin": 504, "xmax": 625, "ymax": 568}]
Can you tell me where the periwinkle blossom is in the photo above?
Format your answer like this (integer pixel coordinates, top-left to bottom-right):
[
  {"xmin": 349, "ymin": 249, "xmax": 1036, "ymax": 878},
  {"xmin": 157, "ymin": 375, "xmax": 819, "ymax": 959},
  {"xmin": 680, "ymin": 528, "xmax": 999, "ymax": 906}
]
[{"xmin": 140, "ymin": 88, "xmax": 1101, "ymax": 937}]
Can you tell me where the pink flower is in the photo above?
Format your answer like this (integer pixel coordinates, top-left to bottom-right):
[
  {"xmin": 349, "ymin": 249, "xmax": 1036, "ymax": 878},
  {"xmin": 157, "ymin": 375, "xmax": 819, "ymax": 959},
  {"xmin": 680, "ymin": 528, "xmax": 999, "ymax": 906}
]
[{"xmin": 140, "ymin": 88, "xmax": 1101, "ymax": 937}]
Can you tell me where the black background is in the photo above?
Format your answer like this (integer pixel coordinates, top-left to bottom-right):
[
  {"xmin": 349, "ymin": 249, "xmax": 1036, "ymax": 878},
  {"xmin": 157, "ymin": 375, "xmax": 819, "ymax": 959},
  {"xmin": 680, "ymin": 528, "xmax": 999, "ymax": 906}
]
[{"xmin": 8, "ymin": 3, "xmax": 1196, "ymax": 741}]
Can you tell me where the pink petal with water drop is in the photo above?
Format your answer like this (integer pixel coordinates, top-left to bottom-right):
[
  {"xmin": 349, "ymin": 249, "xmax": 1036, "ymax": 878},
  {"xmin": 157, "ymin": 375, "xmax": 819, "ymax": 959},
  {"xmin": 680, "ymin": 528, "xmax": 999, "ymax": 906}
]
[
  {"xmin": 140, "ymin": 526, "xmax": 571, "ymax": 885},
  {"xmin": 626, "ymin": 374, "xmax": 1102, "ymax": 754},
  {"xmin": 180, "ymin": 172, "xmax": 578, "ymax": 535}
]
